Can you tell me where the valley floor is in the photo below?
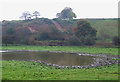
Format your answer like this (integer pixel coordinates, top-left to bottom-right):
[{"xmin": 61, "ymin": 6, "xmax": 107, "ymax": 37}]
[
  {"xmin": 2, "ymin": 61, "xmax": 118, "ymax": 80},
  {"xmin": 1, "ymin": 45, "xmax": 119, "ymax": 80}
]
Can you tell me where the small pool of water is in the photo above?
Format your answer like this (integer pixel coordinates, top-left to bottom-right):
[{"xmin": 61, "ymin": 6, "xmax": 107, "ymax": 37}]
[
  {"xmin": 2, "ymin": 50, "xmax": 105, "ymax": 66},
  {"xmin": 0, "ymin": 50, "xmax": 7, "ymax": 52}
]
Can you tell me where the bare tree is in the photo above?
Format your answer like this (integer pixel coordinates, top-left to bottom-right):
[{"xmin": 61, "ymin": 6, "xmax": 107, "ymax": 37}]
[
  {"xmin": 33, "ymin": 11, "xmax": 40, "ymax": 19},
  {"xmin": 20, "ymin": 11, "xmax": 32, "ymax": 20}
]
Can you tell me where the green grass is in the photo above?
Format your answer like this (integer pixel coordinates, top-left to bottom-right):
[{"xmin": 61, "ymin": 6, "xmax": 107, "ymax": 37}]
[
  {"xmin": 2, "ymin": 45, "xmax": 118, "ymax": 55},
  {"xmin": 2, "ymin": 45, "xmax": 119, "ymax": 80},
  {"xmin": 2, "ymin": 60, "xmax": 118, "ymax": 80}
]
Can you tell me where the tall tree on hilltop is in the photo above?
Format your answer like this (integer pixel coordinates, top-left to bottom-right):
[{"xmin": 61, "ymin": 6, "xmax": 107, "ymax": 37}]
[
  {"xmin": 56, "ymin": 7, "xmax": 77, "ymax": 19},
  {"xmin": 33, "ymin": 11, "xmax": 40, "ymax": 19},
  {"xmin": 20, "ymin": 11, "xmax": 32, "ymax": 20}
]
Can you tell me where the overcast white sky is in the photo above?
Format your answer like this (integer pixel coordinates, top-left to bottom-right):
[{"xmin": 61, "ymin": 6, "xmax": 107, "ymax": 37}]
[{"xmin": 0, "ymin": 0, "xmax": 119, "ymax": 21}]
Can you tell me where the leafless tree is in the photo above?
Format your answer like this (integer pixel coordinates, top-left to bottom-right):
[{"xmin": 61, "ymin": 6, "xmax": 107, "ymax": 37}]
[
  {"xmin": 20, "ymin": 11, "xmax": 32, "ymax": 20},
  {"xmin": 33, "ymin": 11, "xmax": 40, "ymax": 19}
]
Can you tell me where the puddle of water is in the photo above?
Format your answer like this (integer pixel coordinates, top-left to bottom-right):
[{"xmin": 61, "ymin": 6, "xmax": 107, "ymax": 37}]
[
  {"xmin": 2, "ymin": 51, "xmax": 105, "ymax": 66},
  {"xmin": 0, "ymin": 50, "xmax": 7, "ymax": 52}
]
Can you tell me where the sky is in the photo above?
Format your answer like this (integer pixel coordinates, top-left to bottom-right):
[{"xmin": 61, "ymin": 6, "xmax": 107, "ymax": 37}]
[{"xmin": 0, "ymin": 0, "xmax": 119, "ymax": 21}]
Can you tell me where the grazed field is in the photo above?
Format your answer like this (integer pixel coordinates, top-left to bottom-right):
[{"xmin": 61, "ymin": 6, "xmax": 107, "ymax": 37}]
[
  {"xmin": 2, "ymin": 45, "xmax": 119, "ymax": 80},
  {"xmin": 2, "ymin": 45, "xmax": 118, "ymax": 55},
  {"xmin": 2, "ymin": 61, "xmax": 118, "ymax": 80}
]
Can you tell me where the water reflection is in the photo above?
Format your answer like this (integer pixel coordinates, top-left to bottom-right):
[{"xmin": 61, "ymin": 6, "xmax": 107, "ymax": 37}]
[
  {"xmin": 2, "ymin": 51, "xmax": 101, "ymax": 66},
  {"xmin": 0, "ymin": 50, "xmax": 7, "ymax": 52}
]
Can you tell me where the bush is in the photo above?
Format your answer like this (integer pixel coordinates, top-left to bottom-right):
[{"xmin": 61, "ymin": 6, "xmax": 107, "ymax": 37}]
[
  {"xmin": 112, "ymin": 36, "xmax": 120, "ymax": 46},
  {"xmin": 67, "ymin": 35, "xmax": 82, "ymax": 46},
  {"xmin": 74, "ymin": 19, "xmax": 97, "ymax": 45},
  {"xmin": 6, "ymin": 28, "xmax": 15, "ymax": 34},
  {"xmin": 83, "ymin": 35, "xmax": 96, "ymax": 45},
  {"xmin": 40, "ymin": 32, "xmax": 50, "ymax": 40},
  {"xmin": 68, "ymin": 35, "xmax": 95, "ymax": 46}
]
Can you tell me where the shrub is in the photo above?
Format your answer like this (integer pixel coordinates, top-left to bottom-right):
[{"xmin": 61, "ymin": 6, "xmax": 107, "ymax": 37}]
[
  {"xmin": 74, "ymin": 19, "xmax": 97, "ymax": 45},
  {"xmin": 83, "ymin": 35, "xmax": 96, "ymax": 45},
  {"xmin": 112, "ymin": 36, "xmax": 120, "ymax": 46},
  {"xmin": 67, "ymin": 35, "xmax": 82, "ymax": 46},
  {"xmin": 6, "ymin": 28, "xmax": 15, "ymax": 34}
]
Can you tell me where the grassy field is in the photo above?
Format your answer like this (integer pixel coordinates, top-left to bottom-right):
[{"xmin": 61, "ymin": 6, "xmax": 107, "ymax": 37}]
[
  {"xmin": 87, "ymin": 19, "xmax": 118, "ymax": 40},
  {"xmin": 2, "ymin": 60, "xmax": 118, "ymax": 80},
  {"xmin": 2, "ymin": 45, "xmax": 119, "ymax": 80},
  {"xmin": 2, "ymin": 45, "xmax": 118, "ymax": 55}
]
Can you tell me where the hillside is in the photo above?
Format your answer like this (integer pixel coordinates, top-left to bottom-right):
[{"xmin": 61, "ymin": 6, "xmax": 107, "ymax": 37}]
[
  {"xmin": 2, "ymin": 18, "xmax": 66, "ymax": 45},
  {"xmin": 87, "ymin": 19, "xmax": 118, "ymax": 42},
  {"xmin": 53, "ymin": 18, "xmax": 118, "ymax": 42},
  {"xmin": 51, "ymin": 20, "xmax": 65, "ymax": 32},
  {"xmin": 2, "ymin": 18, "xmax": 118, "ymax": 45}
]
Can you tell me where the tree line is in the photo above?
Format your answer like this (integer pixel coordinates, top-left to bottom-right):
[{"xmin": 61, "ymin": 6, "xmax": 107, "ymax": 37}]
[
  {"xmin": 20, "ymin": 7, "xmax": 76, "ymax": 20},
  {"xmin": 20, "ymin": 11, "xmax": 40, "ymax": 20},
  {"xmin": 2, "ymin": 7, "xmax": 119, "ymax": 47}
]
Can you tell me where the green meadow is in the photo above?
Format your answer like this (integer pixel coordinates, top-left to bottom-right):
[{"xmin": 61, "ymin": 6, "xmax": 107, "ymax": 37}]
[
  {"xmin": 2, "ymin": 61, "xmax": 118, "ymax": 80},
  {"xmin": 2, "ymin": 45, "xmax": 118, "ymax": 55},
  {"xmin": 2, "ymin": 45, "xmax": 119, "ymax": 80}
]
